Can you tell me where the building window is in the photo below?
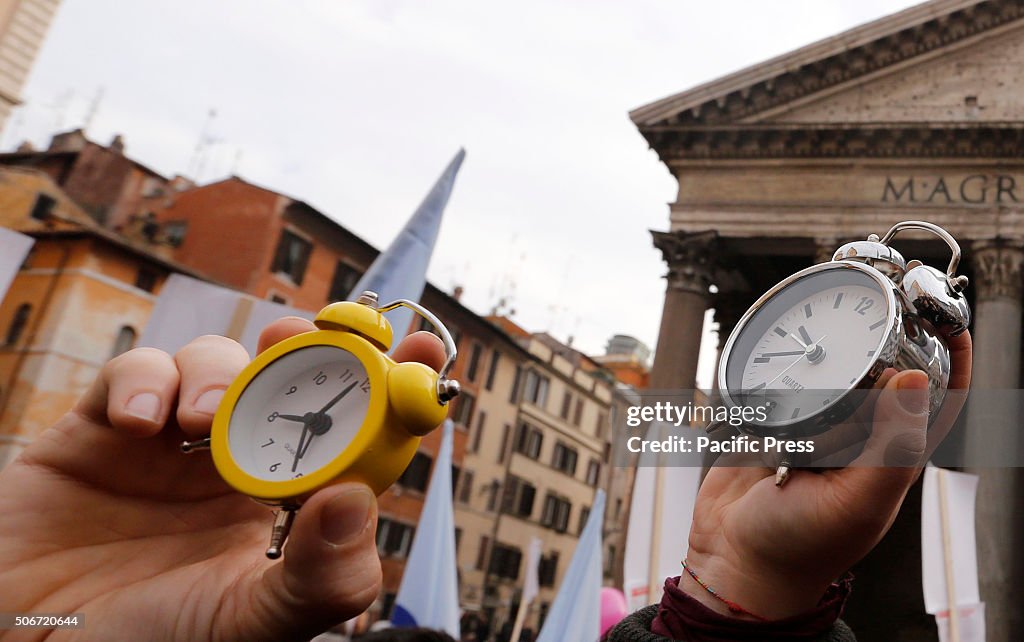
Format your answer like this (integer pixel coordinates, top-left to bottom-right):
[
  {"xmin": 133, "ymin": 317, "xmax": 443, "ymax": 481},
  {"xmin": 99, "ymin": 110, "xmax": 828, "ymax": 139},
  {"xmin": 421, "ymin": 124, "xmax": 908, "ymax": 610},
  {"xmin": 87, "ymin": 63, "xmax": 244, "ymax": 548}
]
[
  {"xmin": 578, "ymin": 506, "xmax": 590, "ymax": 535},
  {"xmin": 605, "ymin": 545, "xmax": 616, "ymax": 577},
  {"xmin": 455, "ymin": 527, "xmax": 462, "ymax": 552},
  {"xmin": 328, "ymin": 261, "xmax": 362, "ymax": 302},
  {"xmin": 523, "ymin": 370, "xmax": 549, "ymax": 407},
  {"xmin": 486, "ymin": 479, "xmax": 501, "ymax": 512},
  {"xmin": 4, "ymin": 303, "xmax": 31, "ymax": 346},
  {"xmin": 269, "ymin": 293, "xmax": 288, "ymax": 304},
  {"xmin": 573, "ymin": 398, "xmax": 584, "ymax": 426},
  {"xmin": 476, "ymin": 536, "xmax": 491, "ymax": 570},
  {"xmin": 376, "ymin": 518, "xmax": 416, "ymax": 558},
  {"xmin": 29, "ymin": 193, "xmax": 56, "ymax": 220},
  {"xmin": 586, "ymin": 459, "xmax": 601, "ymax": 486},
  {"xmin": 552, "ymin": 442, "xmax": 578, "ymax": 476},
  {"xmin": 397, "ymin": 451, "xmax": 432, "ymax": 492},
  {"xmin": 615, "ymin": 498, "xmax": 623, "ymax": 519},
  {"xmin": 509, "ymin": 366, "xmax": 522, "ymax": 402},
  {"xmin": 538, "ymin": 552, "xmax": 559, "ymax": 587},
  {"xmin": 110, "ymin": 326, "xmax": 137, "ymax": 358},
  {"xmin": 485, "ymin": 349, "xmax": 500, "ymax": 390},
  {"xmin": 271, "ymin": 229, "xmax": 312, "ymax": 284},
  {"xmin": 498, "ymin": 424, "xmax": 511, "ymax": 464},
  {"xmin": 162, "ymin": 220, "xmax": 188, "ymax": 247},
  {"xmin": 452, "ymin": 391, "xmax": 475, "ymax": 427},
  {"xmin": 135, "ymin": 267, "xmax": 159, "ymax": 293},
  {"xmin": 514, "ymin": 422, "xmax": 543, "ymax": 459},
  {"xmin": 560, "ymin": 391, "xmax": 572, "ymax": 419},
  {"xmin": 540, "ymin": 494, "xmax": 571, "ymax": 532},
  {"xmin": 489, "ymin": 543, "xmax": 523, "ymax": 580},
  {"xmin": 470, "ymin": 411, "xmax": 486, "ymax": 453},
  {"xmin": 501, "ymin": 476, "xmax": 536, "ymax": 518},
  {"xmin": 458, "ymin": 470, "xmax": 474, "ymax": 504},
  {"xmin": 596, "ymin": 411, "xmax": 608, "ymax": 435},
  {"xmin": 466, "ymin": 343, "xmax": 483, "ymax": 382}
]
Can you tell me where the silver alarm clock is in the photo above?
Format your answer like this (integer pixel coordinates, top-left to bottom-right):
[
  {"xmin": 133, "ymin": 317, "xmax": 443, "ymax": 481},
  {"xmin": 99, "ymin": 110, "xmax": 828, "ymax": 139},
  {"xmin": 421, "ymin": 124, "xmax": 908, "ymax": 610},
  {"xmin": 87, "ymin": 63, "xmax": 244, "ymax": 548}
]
[{"xmin": 714, "ymin": 221, "xmax": 970, "ymax": 485}]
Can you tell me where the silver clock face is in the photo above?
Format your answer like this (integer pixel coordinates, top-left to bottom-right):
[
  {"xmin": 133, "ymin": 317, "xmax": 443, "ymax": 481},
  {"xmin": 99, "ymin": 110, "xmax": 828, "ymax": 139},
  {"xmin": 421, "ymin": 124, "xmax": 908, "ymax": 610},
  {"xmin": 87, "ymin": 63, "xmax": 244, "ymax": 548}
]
[
  {"xmin": 228, "ymin": 345, "xmax": 371, "ymax": 481},
  {"xmin": 723, "ymin": 266, "xmax": 892, "ymax": 427}
]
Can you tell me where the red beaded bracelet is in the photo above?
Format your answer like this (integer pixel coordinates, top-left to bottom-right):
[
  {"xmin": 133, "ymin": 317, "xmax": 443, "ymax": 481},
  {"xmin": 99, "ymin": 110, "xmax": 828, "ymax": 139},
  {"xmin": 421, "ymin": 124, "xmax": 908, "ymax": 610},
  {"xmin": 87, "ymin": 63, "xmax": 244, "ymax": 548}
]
[{"xmin": 681, "ymin": 558, "xmax": 770, "ymax": 622}]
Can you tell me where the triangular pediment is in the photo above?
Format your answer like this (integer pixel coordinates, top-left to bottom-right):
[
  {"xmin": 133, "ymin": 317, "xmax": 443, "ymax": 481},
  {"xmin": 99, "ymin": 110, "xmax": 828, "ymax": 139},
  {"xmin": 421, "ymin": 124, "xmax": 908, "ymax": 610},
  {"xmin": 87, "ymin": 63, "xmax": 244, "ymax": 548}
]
[
  {"xmin": 631, "ymin": 0, "xmax": 1023, "ymax": 129},
  {"xmin": 760, "ymin": 21, "xmax": 1024, "ymax": 124}
]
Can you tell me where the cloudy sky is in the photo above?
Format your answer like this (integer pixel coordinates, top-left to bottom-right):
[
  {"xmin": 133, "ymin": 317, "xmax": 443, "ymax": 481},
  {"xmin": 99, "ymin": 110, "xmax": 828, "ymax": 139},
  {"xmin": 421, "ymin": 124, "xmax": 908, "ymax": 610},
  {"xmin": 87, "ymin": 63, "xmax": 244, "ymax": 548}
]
[{"xmin": 7, "ymin": 0, "xmax": 921, "ymax": 386}]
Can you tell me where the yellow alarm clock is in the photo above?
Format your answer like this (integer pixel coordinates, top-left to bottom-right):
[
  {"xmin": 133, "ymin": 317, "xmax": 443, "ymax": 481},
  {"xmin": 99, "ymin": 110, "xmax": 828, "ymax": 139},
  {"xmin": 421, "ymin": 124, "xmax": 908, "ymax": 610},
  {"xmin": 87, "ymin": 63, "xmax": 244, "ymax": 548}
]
[{"xmin": 181, "ymin": 291, "xmax": 459, "ymax": 558}]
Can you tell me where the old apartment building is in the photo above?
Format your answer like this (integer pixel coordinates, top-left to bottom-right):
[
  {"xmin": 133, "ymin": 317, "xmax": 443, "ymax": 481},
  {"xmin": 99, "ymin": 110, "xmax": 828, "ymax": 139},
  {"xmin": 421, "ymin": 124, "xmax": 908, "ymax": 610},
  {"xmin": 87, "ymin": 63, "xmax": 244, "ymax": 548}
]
[{"xmin": 0, "ymin": 130, "xmax": 634, "ymax": 632}]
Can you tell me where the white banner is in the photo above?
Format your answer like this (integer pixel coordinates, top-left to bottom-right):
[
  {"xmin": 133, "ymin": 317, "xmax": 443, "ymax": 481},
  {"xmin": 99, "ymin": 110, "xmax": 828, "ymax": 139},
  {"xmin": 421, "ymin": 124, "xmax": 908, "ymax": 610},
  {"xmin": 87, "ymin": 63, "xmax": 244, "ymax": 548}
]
[
  {"xmin": 0, "ymin": 227, "xmax": 34, "ymax": 303},
  {"xmin": 139, "ymin": 273, "xmax": 312, "ymax": 357}
]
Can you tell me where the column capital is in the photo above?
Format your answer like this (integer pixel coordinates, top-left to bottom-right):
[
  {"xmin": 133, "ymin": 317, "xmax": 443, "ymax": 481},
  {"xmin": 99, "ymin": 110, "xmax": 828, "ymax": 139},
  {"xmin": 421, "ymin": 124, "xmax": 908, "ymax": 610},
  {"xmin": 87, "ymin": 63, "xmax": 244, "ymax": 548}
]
[
  {"xmin": 814, "ymin": 237, "xmax": 842, "ymax": 264},
  {"xmin": 651, "ymin": 229, "xmax": 717, "ymax": 297},
  {"xmin": 971, "ymin": 241, "xmax": 1024, "ymax": 302}
]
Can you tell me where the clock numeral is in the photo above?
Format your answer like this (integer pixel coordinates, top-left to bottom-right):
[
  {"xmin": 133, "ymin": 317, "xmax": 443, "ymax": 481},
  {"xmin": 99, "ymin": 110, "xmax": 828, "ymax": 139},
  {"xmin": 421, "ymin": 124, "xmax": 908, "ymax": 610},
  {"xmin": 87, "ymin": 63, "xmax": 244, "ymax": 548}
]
[
  {"xmin": 261, "ymin": 438, "xmax": 275, "ymax": 448},
  {"xmin": 269, "ymin": 462, "xmax": 281, "ymax": 472},
  {"xmin": 294, "ymin": 473, "xmax": 303, "ymax": 479},
  {"xmin": 339, "ymin": 369, "xmax": 353, "ymax": 382},
  {"xmin": 285, "ymin": 386, "xmax": 298, "ymax": 396},
  {"xmin": 853, "ymin": 297, "xmax": 874, "ymax": 315},
  {"xmin": 360, "ymin": 378, "xmax": 370, "ymax": 393},
  {"xmin": 267, "ymin": 412, "xmax": 279, "ymax": 422},
  {"xmin": 313, "ymin": 371, "xmax": 327, "ymax": 385}
]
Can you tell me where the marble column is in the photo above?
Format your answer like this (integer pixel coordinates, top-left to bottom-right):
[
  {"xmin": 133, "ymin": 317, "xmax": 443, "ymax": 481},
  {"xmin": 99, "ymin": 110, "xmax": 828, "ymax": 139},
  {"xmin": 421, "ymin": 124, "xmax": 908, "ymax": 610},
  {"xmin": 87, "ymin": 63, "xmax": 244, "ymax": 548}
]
[
  {"xmin": 649, "ymin": 230, "xmax": 715, "ymax": 391},
  {"xmin": 964, "ymin": 241, "xmax": 1024, "ymax": 642}
]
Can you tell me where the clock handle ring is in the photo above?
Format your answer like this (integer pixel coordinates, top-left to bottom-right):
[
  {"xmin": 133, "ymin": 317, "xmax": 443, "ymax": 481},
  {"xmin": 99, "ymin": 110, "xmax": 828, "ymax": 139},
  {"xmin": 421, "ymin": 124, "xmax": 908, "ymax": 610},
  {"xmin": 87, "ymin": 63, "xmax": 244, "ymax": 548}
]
[
  {"xmin": 877, "ymin": 220, "xmax": 968, "ymax": 293},
  {"xmin": 375, "ymin": 298, "xmax": 460, "ymax": 402}
]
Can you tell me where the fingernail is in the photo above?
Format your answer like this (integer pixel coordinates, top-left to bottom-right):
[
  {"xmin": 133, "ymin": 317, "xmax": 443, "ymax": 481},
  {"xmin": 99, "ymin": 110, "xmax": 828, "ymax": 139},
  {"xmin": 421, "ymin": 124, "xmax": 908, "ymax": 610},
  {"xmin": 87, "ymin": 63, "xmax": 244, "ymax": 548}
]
[
  {"xmin": 321, "ymin": 488, "xmax": 374, "ymax": 545},
  {"xmin": 125, "ymin": 392, "xmax": 161, "ymax": 422},
  {"xmin": 193, "ymin": 388, "xmax": 225, "ymax": 416},
  {"xmin": 897, "ymin": 372, "xmax": 929, "ymax": 414}
]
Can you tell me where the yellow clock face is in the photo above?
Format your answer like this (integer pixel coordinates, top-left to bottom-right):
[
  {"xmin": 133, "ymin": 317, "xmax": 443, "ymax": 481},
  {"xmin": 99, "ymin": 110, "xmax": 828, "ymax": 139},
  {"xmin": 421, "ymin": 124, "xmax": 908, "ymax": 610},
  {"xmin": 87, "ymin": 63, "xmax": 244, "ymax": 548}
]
[
  {"xmin": 211, "ymin": 329, "xmax": 400, "ymax": 503},
  {"xmin": 229, "ymin": 345, "xmax": 372, "ymax": 481}
]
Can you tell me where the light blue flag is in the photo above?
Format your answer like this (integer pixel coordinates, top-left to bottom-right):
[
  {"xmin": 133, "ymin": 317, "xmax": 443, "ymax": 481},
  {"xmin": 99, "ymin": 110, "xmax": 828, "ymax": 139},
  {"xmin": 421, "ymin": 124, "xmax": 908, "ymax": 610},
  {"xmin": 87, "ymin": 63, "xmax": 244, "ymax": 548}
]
[
  {"xmin": 537, "ymin": 489, "xmax": 607, "ymax": 642},
  {"xmin": 347, "ymin": 149, "xmax": 466, "ymax": 340},
  {"xmin": 392, "ymin": 419, "xmax": 461, "ymax": 636}
]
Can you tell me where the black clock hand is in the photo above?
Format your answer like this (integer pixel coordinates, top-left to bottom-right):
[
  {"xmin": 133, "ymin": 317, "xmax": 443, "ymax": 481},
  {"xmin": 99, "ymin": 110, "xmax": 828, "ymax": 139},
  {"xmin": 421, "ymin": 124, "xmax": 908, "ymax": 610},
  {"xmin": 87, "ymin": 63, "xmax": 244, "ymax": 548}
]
[
  {"xmin": 278, "ymin": 414, "xmax": 308, "ymax": 423},
  {"xmin": 291, "ymin": 423, "xmax": 310, "ymax": 472},
  {"xmin": 797, "ymin": 325, "xmax": 814, "ymax": 345},
  {"xmin": 758, "ymin": 351, "xmax": 806, "ymax": 358},
  {"xmin": 317, "ymin": 381, "xmax": 358, "ymax": 415}
]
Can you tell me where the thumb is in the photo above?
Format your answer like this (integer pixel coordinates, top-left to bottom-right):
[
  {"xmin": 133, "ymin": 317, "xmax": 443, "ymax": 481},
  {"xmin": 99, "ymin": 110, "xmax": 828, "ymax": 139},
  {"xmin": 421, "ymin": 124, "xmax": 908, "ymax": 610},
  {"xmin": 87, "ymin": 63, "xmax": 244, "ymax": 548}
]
[
  {"xmin": 236, "ymin": 484, "xmax": 382, "ymax": 641},
  {"xmin": 836, "ymin": 370, "xmax": 929, "ymax": 511}
]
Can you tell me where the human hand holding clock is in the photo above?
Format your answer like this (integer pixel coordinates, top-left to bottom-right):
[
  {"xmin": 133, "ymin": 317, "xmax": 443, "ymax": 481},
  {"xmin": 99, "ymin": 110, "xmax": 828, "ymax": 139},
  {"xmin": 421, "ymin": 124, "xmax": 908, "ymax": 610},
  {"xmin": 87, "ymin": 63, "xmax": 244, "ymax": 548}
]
[
  {"xmin": 0, "ymin": 317, "xmax": 446, "ymax": 642},
  {"xmin": 683, "ymin": 328, "xmax": 972, "ymax": 621}
]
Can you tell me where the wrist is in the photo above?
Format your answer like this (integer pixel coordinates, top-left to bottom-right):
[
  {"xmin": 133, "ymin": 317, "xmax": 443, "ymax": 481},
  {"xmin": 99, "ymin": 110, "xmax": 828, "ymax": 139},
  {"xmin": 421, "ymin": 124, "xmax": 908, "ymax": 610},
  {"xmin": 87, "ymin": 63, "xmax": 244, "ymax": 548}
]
[{"xmin": 681, "ymin": 549, "xmax": 834, "ymax": 621}]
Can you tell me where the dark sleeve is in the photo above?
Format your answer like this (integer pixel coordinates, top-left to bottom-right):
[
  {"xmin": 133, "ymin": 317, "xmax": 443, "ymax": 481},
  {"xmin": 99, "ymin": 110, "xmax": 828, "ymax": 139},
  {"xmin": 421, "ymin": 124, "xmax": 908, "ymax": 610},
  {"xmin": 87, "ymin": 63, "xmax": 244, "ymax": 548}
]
[{"xmin": 605, "ymin": 576, "xmax": 856, "ymax": 642}]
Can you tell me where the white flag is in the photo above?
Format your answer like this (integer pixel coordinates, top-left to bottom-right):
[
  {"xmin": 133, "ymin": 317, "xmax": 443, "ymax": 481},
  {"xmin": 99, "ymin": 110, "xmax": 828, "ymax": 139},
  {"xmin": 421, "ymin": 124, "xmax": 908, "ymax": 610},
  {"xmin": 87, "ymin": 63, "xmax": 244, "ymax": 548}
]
[
  {"xmin": 139, "ymin": 273, "xmax": 312, "ymax": 356},
  {"xmin": 392, "ymin": 420, "xmax": 461, "ymax": 637},
  {"xmin": 623, "ymin": 422, "xmax": 700, "ymax": 611},
  {"xmin": 922, "ymin": 465, "xmax": 984, "ymax": 642},
  {"xmin": 536, "ymin": 490, "xmax": 606, "ymax": 642},
  {"xmin": 523, "ymin": 536, "xmax": 543, "ymax": 606},
  {"xmin": 348, "ymin": 149, "xmax": 464, "ymax": 340},
  {"xmin": 0, "ymin": 227, "xmax": 33, "ymax": 303}
]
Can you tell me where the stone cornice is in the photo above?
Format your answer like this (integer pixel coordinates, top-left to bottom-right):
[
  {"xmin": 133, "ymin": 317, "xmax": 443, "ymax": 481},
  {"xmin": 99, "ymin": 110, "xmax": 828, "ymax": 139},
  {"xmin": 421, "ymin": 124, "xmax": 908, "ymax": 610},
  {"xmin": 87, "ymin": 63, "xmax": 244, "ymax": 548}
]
[
  {"xmin": 631, "ymin": 0, "xmax": 1022, "ymax": 129},
  {"xmin": 647, "ymin": 123, "xmax": 1024, "ymax": 160}
]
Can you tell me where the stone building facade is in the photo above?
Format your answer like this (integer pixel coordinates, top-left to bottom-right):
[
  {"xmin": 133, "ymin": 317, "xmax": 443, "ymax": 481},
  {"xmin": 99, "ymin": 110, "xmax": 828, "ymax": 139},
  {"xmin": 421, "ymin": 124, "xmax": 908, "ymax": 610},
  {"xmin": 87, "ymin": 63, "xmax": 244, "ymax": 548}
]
[
  {"xmin": 633, "ymin": 0, "xmax": 1024, "ymax": 638},
  {"xmin": 0, "ymin": 0, "xmax": 61, "ymax": 134}
]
